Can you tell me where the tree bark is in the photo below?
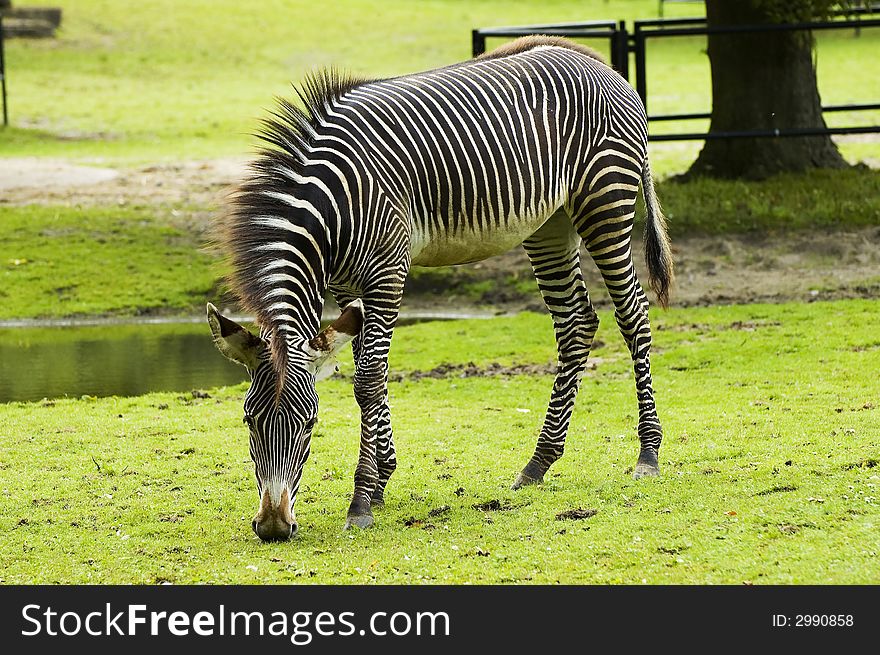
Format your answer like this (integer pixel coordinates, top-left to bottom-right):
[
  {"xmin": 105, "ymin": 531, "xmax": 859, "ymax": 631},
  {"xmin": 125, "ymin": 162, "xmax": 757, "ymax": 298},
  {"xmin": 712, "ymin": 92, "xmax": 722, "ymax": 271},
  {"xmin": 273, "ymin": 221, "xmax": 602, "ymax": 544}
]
[{"xmin": 686, "ymin": 0, "xmax": 849, "ymax": 179}]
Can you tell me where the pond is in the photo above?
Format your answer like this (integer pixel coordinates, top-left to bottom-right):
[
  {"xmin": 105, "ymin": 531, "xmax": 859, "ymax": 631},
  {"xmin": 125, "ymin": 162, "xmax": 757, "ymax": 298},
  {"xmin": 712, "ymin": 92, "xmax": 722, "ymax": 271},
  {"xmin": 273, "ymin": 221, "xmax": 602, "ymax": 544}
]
[
  {"xmin": 0, "ymin": 319, "xmax": 248, "ymax": 404},
  {"xmin": 0, "ymin": 312, "xmax": 489, "ymax": 403}
]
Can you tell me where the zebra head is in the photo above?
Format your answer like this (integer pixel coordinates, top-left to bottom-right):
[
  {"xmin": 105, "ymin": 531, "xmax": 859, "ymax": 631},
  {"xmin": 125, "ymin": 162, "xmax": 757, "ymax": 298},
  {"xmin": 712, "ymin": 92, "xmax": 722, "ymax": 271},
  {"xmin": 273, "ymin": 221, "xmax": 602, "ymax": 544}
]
[{"xmin": 207, "ymin": 301, "xmax": 363, "ymax": 541}]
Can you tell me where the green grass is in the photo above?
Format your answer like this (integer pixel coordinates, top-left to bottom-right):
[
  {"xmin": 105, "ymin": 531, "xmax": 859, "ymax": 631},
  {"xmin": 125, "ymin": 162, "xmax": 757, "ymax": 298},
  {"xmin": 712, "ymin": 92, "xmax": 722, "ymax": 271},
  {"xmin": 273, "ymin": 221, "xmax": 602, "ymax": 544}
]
[
  {"xmin": 656, "ymin": 166, "xmax": 880, "ymax": 235},
  {"xmin": 0, "ymin": 204, "xmax": 217, "ymax": 319},
  {"xmin": 1, "ymin": 0, "xmax": 664, "ymax": 162},
  {"xmin": 3, "ymin": 0, "xmax": 877, "ymax": 173},
  {"xmin": 1, "ymin": 299, "xmax": 878, "ymax": 584}
]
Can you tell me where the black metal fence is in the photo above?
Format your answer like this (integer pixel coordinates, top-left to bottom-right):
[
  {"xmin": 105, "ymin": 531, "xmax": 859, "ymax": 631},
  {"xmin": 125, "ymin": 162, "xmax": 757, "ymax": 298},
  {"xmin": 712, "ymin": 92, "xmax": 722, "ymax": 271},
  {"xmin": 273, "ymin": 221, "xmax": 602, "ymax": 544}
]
[{"xmin": 472, "ymin": 12, "xmax": 880, "ymax": 142}]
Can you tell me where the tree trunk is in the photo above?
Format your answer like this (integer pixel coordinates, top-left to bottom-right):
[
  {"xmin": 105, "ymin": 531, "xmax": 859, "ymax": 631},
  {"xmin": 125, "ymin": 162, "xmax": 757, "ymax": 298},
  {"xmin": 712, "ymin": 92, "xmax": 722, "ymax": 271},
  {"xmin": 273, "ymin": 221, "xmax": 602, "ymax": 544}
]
[{"xmin": 686, "ymin": 0, "xmax": 848, "ymax": 179}]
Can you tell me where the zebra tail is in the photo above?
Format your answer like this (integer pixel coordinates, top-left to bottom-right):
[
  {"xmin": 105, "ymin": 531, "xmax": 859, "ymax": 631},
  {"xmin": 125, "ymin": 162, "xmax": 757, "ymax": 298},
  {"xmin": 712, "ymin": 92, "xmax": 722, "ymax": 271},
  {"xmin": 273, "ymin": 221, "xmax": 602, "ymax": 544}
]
[{"xmin": 641, "ymin": 159, "xmax": 674, "ymax": 308}]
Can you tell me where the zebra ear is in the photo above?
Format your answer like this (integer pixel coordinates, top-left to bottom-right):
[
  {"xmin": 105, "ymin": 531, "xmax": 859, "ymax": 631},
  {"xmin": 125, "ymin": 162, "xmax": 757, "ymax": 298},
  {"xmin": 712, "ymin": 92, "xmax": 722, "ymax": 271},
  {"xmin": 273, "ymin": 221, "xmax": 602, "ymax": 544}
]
[
  {"xmin": 307, "ymin": 299, "xmax": 364, "ymax": 381},
  {"xmin": 207, "ymin": 303, "xmax": 265, "ymax": 370}
]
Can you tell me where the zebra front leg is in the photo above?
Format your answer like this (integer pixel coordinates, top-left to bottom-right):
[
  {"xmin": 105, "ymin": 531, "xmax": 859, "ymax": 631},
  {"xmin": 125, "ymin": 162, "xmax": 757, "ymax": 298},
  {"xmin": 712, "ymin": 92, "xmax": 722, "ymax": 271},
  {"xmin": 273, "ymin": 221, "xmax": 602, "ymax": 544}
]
[
  {"xmin": 349, "ymin": 334, "xmax": 397, "ymax": 508},
  {"xmin": 332, "ymin": 291, "xmax": 398, "ymax": 509},
  {"xmin": 513, "ymin": 211, "xmax": 599, "ymax": 489},
  {"xmin": 371, "ymin": 404, "xmax": 397, "ymax": 507},
  {"xmin": 344, "ymin": 290, "xmax": 403, "ymax": 530},
  {"xmin": 349, "ymin": 340, "xmax": 397, "ymax": 508}
]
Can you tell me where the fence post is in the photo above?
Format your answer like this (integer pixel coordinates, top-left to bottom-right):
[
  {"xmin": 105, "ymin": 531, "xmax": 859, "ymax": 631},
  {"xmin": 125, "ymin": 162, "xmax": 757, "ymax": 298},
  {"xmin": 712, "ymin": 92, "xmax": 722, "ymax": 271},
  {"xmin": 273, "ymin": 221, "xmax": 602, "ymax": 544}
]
[
  {"xmin": 633, "ymin": 23, "xmax": 648, "ymax": 113},
  {"xmin": 0, "ymin": 14, "xmax": 7, "ymax": 126},
  {"xmin": 471, "ymin": 29, "xmax": 485, "ymax": 57},
  {"xmin": 612, "ymin": 19, "xmax": 630, "ymax": 80}
]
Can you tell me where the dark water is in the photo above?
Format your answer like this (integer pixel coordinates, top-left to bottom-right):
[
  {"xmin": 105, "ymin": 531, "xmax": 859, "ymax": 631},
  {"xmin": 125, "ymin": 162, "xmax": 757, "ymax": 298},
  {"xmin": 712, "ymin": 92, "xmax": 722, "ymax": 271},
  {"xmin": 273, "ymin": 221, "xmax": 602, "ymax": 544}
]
[
  {"xmin": 0, "ymin": 313, "xmax": 486, "ymax": 404},
  {"xmin": 0, "ymin": 321, "xmax": 249, "ymax": 403}
]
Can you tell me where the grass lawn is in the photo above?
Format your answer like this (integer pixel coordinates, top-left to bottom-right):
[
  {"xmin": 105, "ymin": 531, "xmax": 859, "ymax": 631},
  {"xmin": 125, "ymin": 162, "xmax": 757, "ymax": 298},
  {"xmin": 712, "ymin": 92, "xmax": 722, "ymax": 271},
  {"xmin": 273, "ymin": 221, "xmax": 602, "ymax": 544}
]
[
  {"xmin": 3, "ymin": 0, "xmax": 878, "ymax": 173},
  {"xmin": 0, "ymin": 299, "xmax": 877, "ymax": 584},
  {"xmin": 0, "ymin": 204, "xmax": 218, "ymax": 319},
  {"xmin": 6, "ymin": 0, "xmax": 673, "ymax": 162}
]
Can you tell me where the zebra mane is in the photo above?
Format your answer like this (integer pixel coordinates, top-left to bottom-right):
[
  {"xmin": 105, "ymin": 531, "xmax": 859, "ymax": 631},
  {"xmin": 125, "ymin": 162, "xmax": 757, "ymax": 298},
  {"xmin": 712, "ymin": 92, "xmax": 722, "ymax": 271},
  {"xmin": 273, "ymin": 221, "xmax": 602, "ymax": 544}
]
[
  {"xmin": 476, "ymin": 35, "xmax": 607, "ymax": 65},
  {"xmin": 215, "ymin": 69, "xmax": 372, "ymax": 395},
  {"xmin": 256, "ymin": 69, "xmax": 373, "ymax": 161}
]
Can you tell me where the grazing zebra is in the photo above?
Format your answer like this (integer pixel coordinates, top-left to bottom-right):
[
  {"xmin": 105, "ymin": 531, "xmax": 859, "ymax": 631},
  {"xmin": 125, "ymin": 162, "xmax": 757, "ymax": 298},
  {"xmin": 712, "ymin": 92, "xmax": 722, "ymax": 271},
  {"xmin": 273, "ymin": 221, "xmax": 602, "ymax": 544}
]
[{"xmin": 208, "ymin": 35, "xmax": 673, "ymax": 541}]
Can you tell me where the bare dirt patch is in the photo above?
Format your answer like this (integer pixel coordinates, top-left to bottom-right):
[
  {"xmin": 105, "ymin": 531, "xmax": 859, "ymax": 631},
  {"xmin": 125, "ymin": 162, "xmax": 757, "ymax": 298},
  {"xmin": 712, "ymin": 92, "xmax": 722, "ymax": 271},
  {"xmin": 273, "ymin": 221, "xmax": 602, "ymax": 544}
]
[
  {"xmin": 555, "ymin": 508, "xmax": 599, "ymax": 521},
  {"xmin": 389, "ymin": 361, "xmax": 564, "ymax": 383},
  {"xmin": 0, "ymin": 157, "xmax": 249, "ymax": 208},
  {"xmin": 3, "ymin": 157, "xmax": 879, "ymax": 311},
  {"xmin": 0, "ymin": 158, "xmax": 120, "ymax": 191},
  {"xmin": 473, "ymin": 499, "xmax": 513, "ymax": 512}
]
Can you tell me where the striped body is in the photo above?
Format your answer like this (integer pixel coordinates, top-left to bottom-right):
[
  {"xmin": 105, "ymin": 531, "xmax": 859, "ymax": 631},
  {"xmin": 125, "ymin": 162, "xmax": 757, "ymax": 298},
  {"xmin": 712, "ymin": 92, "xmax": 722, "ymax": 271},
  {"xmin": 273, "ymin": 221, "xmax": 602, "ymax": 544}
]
[
  {"xmin": 362, "ymin": 47, "xmax": 640, "ymax": 266},
  {"xmin": 211, "ymin": 37, "xmax": 673, "ymax": 540}
]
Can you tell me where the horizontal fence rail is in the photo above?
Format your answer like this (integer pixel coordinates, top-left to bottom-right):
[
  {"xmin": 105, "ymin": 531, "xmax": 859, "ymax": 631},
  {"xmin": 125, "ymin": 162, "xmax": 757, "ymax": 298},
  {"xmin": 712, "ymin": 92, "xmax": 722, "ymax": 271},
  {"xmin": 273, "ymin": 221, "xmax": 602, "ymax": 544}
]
[
  {"xmin": 471, "ymin": 13, "xmax": 880, "ymax": 142},
  {"xmin": 471, "ymin": 20, "xmax": 630, "ymax": 77}
]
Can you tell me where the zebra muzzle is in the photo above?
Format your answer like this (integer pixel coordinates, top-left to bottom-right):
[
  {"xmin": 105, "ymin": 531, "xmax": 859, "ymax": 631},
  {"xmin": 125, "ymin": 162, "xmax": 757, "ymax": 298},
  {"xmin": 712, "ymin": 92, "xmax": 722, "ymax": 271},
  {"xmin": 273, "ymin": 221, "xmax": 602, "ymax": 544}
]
[{"xmin": 252, "ymin": 487, "xmax": 297, "ymax": 541}]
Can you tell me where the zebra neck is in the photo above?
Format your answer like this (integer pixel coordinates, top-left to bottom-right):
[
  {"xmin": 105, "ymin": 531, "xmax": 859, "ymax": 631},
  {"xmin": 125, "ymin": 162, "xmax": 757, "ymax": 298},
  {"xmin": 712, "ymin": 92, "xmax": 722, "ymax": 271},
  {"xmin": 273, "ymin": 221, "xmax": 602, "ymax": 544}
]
[
  {"xmin": 240, "ymin": 187, "xmax": 334, "ymax": 344},
  {"xmin": 259, "ymin": 242, "xmax": 330, "ymax": 343}
]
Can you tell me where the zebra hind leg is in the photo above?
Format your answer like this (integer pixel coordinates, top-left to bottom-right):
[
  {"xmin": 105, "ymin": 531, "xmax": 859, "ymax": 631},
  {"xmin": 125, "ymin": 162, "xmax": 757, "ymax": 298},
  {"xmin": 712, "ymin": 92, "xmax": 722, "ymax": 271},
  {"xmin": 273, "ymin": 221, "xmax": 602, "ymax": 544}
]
[
  {"xmin": 512, "ymin": 210, "xmax": 599, "ymax": 489},
  {"xmin": 573, "ymin": 174, "xmax": 663, "ymax": 479}
]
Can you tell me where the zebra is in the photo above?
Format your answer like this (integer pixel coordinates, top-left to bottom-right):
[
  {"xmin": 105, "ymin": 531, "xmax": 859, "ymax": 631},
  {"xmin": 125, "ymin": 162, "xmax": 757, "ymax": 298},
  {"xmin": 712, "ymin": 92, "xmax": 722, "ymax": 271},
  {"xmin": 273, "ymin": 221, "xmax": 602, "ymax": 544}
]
[{"xmin": 208, "ymin": 35, "xmax": 673, "ymax": 541}]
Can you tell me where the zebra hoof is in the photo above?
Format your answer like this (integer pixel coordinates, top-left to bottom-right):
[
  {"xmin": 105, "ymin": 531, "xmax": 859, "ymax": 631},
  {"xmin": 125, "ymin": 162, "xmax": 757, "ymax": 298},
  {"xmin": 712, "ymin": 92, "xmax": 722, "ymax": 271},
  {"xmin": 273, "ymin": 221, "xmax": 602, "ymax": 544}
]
[
  {"xmin": 344, "ymin": 514, "xmax": 374, "ymax": 530},
  {"xmin": 511, "ymin": 472, "xmax": 542, "ymax": 490},
  {"xmin": 370, "ymin": 489, "xmax": 385, "ymax": 508},
  {"xmin": 511, "ymin": 460, "xmax": 546, "ymax": 490},
  {"xmin": 633, "ymin": 449, "xmax": 660, "ymax": 479}
]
